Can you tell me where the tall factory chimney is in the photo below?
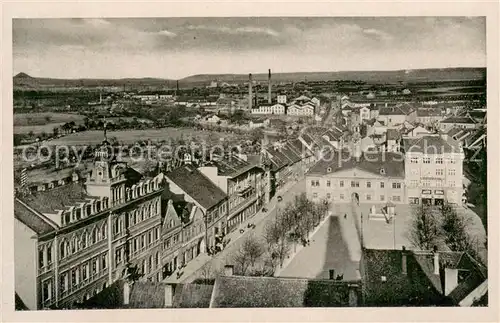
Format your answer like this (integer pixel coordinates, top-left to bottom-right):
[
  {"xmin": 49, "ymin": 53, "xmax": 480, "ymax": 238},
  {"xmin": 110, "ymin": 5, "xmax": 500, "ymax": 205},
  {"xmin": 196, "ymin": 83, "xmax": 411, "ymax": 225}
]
[
  {"xmin": 268, "ymin": 69, "xmax": 272, "ymax": 104},
  {"xmin": 248, "ymin": 73, "xmax": 253, "ymax": 110},
  {"xmin": 176, "ymin": 80, "xmax": 179, "ymax": 91}
]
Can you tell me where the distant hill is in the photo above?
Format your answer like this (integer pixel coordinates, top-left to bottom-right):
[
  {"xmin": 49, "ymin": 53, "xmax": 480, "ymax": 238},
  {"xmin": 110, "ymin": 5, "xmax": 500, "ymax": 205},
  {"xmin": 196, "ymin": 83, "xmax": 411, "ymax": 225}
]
[
  {"xmin": 13, "ymin": 73, "xmax": 176, "ymax": 89},
  {"xmin": 13, "ymin": 67, "xmax": 486, "ymax": 89},
  {"xmin": 179, "ymin": 68, "xmax": 487, "ymax": 85}
]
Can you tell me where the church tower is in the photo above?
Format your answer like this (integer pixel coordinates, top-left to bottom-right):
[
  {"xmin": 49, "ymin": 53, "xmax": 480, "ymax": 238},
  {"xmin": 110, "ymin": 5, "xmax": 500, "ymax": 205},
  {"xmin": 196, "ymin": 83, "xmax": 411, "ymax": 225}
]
[{"xmin": 86, "ymin": 119, "xmax": 127, "ymax": 206}]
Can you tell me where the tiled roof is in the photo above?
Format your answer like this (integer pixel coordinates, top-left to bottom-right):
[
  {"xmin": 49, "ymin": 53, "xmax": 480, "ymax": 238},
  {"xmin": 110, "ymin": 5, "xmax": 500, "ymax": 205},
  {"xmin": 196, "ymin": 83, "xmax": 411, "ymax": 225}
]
[
  {"xmin": 20, "ymin": 182, "xmax": 93, "ymax": 214},
  {"xmin": 413, "ymin": 251, "xmax": 487, "ymax": 303},
  {"xmin": 210, "ymin": 276, "xmax": 353, "ymax": 308},
  {"xmin": 129, "ymin": 281, "xmax": 167, "ymax": 308},
  {"xmin": 440, "ymin": 116, "xmax": 477, "ymax": 124},
  {"xmin": 402, "ymin": 135, "xmax": 461, "ymax": 154},
  {"xmin": 362, "ymin": 249, "xmax": 448, "ymax": 306},
  {"xmin": 209, "ymin": 155, "xmax": 262, "ymax": 178},
  {"xmin": 288, "ymin": 138, "xmax": 312, "ymax": 158},
  {"xmin": 165, "ymin": 165, "xmax": 226, "ymax": 210},
  {"xmin": 14, "ymin": 199, "xmax": 56, "ymax": 235},
  {"xmin": 386, "ymin": 129, "xmax": 400, "ymax": 141},
  {"xmin": 417, "ymin": 108, "xmax": 444, "ymax": 117},
  {"xmin": 379, "ymin": 103, "xmax": 415, "ymax": 116},
  {"xmin": 306, "ymin": 151, "xmax": 405, "ymax": 178},
  {"xmin": 172, "ymin": 283, "xmax": 214, "ymax": 308}
]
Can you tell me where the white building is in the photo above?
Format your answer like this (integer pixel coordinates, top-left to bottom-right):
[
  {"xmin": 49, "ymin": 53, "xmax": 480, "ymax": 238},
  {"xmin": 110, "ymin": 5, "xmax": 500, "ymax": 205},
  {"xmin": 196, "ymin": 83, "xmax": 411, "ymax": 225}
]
[
  {"xmin": 403, "ymin": 134, "xmax": 464, "ymax": 205},
  {"xmin": 251, "ymin": 103, "xmax": 286, "ymax": 115},
  {"xmin": 277, "ymin": 95, "xmax": 287, "ymax": 104}
]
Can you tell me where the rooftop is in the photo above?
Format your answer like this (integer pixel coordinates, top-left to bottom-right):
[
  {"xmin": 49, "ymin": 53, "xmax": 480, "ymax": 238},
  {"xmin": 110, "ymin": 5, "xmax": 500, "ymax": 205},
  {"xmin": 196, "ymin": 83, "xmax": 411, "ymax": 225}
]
[
  {"xmin": 386, "ymin": 129, "xmax": 400, "ymax": 141},
  {"xmin": 210, "ymin": 275, "xmax": 356, "ymax": 308},
  {"xmin": 165, "ymin": 165, "xmax": 227, "ymax": 210},
  {"xmin": 209, "ymin": 155, "xmax": 262, "ymax": 178},
  {"xmin": 440, "ymin": 116, "xmax": 477, "ymax": 124},
  {"xmin": 402, "ymin": 135, "xmax": 461, "ymax": 154},
  {"xmin": 14, "ymin": 199, "xmax": 56, "ymax": 235},
  {"xmin": 307, "ymin": 151, "xmax": 405, "ymax": 178}
]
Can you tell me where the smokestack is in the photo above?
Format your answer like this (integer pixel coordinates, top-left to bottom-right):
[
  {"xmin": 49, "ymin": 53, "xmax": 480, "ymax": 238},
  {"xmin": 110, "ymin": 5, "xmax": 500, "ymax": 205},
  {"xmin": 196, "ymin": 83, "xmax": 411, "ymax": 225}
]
[
  {"xmin": 268, "ymin": 69, "xmax": 272, "ymax": 104},
  {"xmin": 248, "ymin": 73, "xmax": 253, "ymax": 110},
  {"xmin": 176, "ymin": 80, "xmax": 179, "ymax": 91},
  {"xmin": 433, "ymin": 246, "xmax": 439, "ymax": 275}
]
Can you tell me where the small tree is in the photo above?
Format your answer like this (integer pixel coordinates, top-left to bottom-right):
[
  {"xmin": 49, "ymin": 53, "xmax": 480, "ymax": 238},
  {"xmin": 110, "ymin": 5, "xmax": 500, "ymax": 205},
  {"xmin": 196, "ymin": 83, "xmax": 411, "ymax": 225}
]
[
  {"xmin": 263, "ymin": 217, "xmax": 290, "ymax": 268},
  {"xmin": 441, "ymin": 202, "xmax": 470, "ymax": 251},
  {"xmin": 231, "ymin": 244, "xmax": 251, "ymax": 276},
  {"xmin": 407, "ymin": 204, "xmax": 440, "ymax": 250},
  {"xmin": 242, "ymin": 235, "xmax": 265, "ymax": 267}
]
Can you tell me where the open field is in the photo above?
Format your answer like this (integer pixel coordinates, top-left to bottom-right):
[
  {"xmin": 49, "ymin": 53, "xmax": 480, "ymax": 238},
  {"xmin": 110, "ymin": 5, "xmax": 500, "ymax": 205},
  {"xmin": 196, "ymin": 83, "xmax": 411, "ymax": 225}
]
[
  {"xmin": 47, "ymin": 128, "xmax": 239, "ymax": 145},
  {"xmin": 14, "ymin": 112, "xmax": 86, "ymax": 126},
  {"xmin": 14, "ymin": 113, "xmax": 87, "ymax": 135},
  {"xmin": 14, "ymin": 123, "xmax": 68, "ymax": 135}
]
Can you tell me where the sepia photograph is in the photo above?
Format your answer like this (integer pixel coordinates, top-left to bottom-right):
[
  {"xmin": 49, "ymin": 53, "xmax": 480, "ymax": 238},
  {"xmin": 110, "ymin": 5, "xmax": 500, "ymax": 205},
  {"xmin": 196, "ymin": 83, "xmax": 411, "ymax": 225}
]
[{"xmin": 3, "ymin": 3, "xmax": 497, "ymax": 320}]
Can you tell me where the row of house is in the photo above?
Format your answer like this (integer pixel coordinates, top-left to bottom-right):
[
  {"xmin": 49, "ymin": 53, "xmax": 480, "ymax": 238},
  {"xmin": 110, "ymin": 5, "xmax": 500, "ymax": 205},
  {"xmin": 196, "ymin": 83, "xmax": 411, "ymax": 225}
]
[
  {"xmin": 251, "ymin": 95, "xmax": 320, "ymax": 117},
  {"xmin": 305, "ymin": 125, "xmax": 465, "ymax": 206}
]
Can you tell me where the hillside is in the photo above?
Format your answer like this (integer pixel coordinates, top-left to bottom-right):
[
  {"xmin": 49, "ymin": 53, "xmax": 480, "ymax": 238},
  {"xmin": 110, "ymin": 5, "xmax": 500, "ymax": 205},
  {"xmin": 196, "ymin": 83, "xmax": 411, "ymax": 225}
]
[
  {"xmin": 13, "ymin": 73, "xmax": 176, "ymax": 89},
  {"xmin": 180, "ymin": 68, "xmax": 486, "ymax": 85},
  {"xmin": 13, "ymin": 67, "xmax": 486, "ymax": 89}
]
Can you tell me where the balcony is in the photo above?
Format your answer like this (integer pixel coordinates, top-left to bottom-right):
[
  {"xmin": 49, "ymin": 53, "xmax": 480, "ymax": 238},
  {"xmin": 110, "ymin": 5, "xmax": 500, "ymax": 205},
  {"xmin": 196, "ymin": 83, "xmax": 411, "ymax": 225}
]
[{"xmin": 236, "ymin": 186, "xmax": 253, "ymax": 197}]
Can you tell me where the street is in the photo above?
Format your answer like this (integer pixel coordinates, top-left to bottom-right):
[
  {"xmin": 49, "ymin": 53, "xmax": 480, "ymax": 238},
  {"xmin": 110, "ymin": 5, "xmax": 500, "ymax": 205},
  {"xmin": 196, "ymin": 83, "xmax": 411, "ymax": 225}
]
[{"xmin": 180, "ymin": 177, "xmax": 307, "ymax": 283}]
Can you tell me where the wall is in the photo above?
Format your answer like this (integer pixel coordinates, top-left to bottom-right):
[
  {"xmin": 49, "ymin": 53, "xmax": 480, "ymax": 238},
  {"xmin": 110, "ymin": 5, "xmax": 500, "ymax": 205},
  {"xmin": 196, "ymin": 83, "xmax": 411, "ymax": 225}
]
[
  {"xmin": 15, "ymin": 218, "xmax": 38, "ymax": 310},
  {"xmin": 198, "ymin": 167, "xmax": 228, "ymax": 193}
]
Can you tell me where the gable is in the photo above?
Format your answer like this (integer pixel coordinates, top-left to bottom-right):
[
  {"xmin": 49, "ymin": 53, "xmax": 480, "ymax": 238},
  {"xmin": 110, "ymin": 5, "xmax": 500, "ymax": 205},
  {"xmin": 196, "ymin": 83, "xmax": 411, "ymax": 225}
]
[{"xmin": 162, "ymin": 201, "xmax": 181, "ymax": 231}]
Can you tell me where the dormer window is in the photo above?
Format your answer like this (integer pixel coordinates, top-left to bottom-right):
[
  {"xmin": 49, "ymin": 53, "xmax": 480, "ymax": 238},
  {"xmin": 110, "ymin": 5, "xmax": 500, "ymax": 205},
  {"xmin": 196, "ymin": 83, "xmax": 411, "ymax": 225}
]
[
  {"xmin": 380, "ymin": 168, "xmax": 386, "ymax": 175},
  {"xmin": 327, "ymin": 167, "xmax": 332, "ymax": 173}
]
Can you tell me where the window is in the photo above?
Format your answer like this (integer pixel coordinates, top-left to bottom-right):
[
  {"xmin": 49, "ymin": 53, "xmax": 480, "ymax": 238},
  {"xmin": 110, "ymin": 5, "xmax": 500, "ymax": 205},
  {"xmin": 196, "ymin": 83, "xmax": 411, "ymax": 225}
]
[
  {"xmin": 448, "ymin": 169, "xmax": 456, "ymax": 176},
  {"xmin": 340, "ymin": 180, "xmax": 344, "ymax": 188},
  {"xmin": 115, "ymin": 249, "xmax": 122, "ymax": 264},
  {"xmin": 101, "ymin": 253, "xmax": 107, "ymax": 269},
  {"xmin": 326, "ymin": 180, "xmax": 331, "ymax": 187},
  {"xmin": 392, "ymin": 182, "xmax": 401, "ymax": 189},
  {"xmin": 409, "ymin": 197, "xmax": 419, "ymax": 205},
  {"xmin": 71, "ymin": 269, "xmax": 78, "ymax": 287},
  {"xmin": 366, "ymin": 194, "xmax": 371, "ymax": 201},
  {"xmin": 366, "ymin": 181, "xmax": 371, "ymax": 188},
  {"xmin": 149, "ymin": 231, "xmax": 153, "ymax": 245},
  {"xmin": 92, "ymin": 259, "xmax": 98, "ymax": 274},
  {"xmin": 42, "ymin": 280, "xmax": 52, "ymax": 302},
  {"xmin": 423, "ymin": 157, "xmax": 431, "ymax": 164},
  {"xmin": 351, "ymin": 181, "xmax": 359, "ymax": 188},
  {"xmin": 313, "ymin": 193, "xmax": 318, "ymax": 198},
  {"xmin": 436, "ymin": 169, "xmax": 444, "ymax": 176},
  {"xmin": 47, "ymin": 246, "xmax": 52, "ymax": 264},
  {"xmin": 410, "ymin": 157, "xmax": 418, "ymax": 164},
  {"xmin": 410, "ymin": 180, "xmax": 418, "ymax": 187},
  {"xmin": 141, "ymin": 235, "xmax": 146, "ymax": 249},
  {"xmin": 448, "ymin": 181, "xmax": 455, "ymax": 187},
  {"xmin": 60, "ymin": 241, "xmax": 66, "ymax": 259},
  {"xmin": 340, "ymin": 194, "xmax": 344, "ymax": 200},
  {"xmin": 165, "ymin": 239, "xmax": 171, "ymax": 248},
  {"xmin": 380, "ymin": 182, "xmax": 385, "ymax": 188},
  {"xmin": 39, "ymin": 249, "xmax": 45, "ymax": 268},
  {"xmin": 448, "ymin": 158, "xmax": 456, "ymax": 164},
  {"xmin": 64, "ymin": 212, "xmax": 71, "ymax": 225},
  {"xmin": 423, "ymin": 181, "xmax": 431, "ymax": 187},
  {"xmin": 393, "ymin": 196, "xmax": 401, "ymax": 202},
  {"xmin": 326, "ymin": 193, "xmax": 331, "ymax": 199},
  {"xmin": 380, "ymin": 195, "xmax": 385, "ymax": 201},
  {"xmin": 310, "ymin": 180, "xmax": 315, "ymax": 187},
  {"xmin": 436, "ymin": 157, "xmax": 443, "ymax": 164},
  {"xmin": 82, "ymin": 264, "xmax": 89, "ymax": 281}
]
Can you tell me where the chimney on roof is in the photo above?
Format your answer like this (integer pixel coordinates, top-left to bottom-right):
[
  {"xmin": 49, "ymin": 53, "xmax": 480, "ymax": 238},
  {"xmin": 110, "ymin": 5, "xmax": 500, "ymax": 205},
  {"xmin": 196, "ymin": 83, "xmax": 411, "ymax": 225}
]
[
  {"xmin": 248, "ymin": 73, "xmax": 253, "ymax": 110},
  {"xmin": 123, "ymin": 281, "xmax": 131, "ymax": 305},
  {"xmin": 433, "ymin": 246, "xmax": 439, "ymax": 275},
  {"xmin": 164, "ymin": 284, "xmax": 173, "ymax": 307},
  {"xmin": 268, "ymin": 69, "xmax": 272, "ymax": 104},
  {"xmin": 224, "ymin": 265, "xmax": 234, "ymax": 276},
  {"xmin": 444, "ymin": 267, "xmax": 459, "ymax": 296},
  {"xmin": 402, "ymin": 246, "xmax": 407, "ymax": 275}
]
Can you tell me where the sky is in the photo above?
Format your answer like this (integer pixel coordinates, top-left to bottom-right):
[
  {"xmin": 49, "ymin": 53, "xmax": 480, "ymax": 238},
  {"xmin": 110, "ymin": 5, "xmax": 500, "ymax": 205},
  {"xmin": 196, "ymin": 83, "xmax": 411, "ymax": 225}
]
[{"xmin": 12, "ymin": 17, "xmax": 486, "ymax": 79}]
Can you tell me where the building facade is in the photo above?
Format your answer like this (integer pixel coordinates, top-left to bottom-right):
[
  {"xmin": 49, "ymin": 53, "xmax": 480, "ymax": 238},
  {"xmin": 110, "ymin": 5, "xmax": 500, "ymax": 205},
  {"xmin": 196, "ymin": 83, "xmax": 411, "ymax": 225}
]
[
  {"xmin": 14, "ymin": 142, "xmax": 165, "ymax": 310},
  {"xmin": 402, "ymin": 135, "xmax": 464, "ymax": 205}
]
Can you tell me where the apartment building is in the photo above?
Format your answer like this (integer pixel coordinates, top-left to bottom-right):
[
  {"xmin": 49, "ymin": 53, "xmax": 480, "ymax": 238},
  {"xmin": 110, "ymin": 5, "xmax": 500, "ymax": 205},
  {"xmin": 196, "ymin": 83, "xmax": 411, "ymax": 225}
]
[
  {"xmin": 14, "ymin": 141, "xmax": 165, "ymax": 310},
  {"xmin": 439, "ymin": 116, "xmax": 478, "ymax": 133},
  {"xmin": 306, "ymin": 151, "xmax": 406, "ymax": 204},
  {"xmin": 198, "ymin": 155, "xmax": 264, "ymax": 233},
  {"xmin": 287, "ymin": 103, "xmax": 315, "ymax": 117},
  {"xmin": 402, "ymin": 134, "xmax": 464, "ymax": 205},
  {"xmin": 378, "ymin": 104, "xmax": 417, "ymax": 127},
  {"xmin": 163, "ymin": 165, "xmax": 228, "ymax": 252}
]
